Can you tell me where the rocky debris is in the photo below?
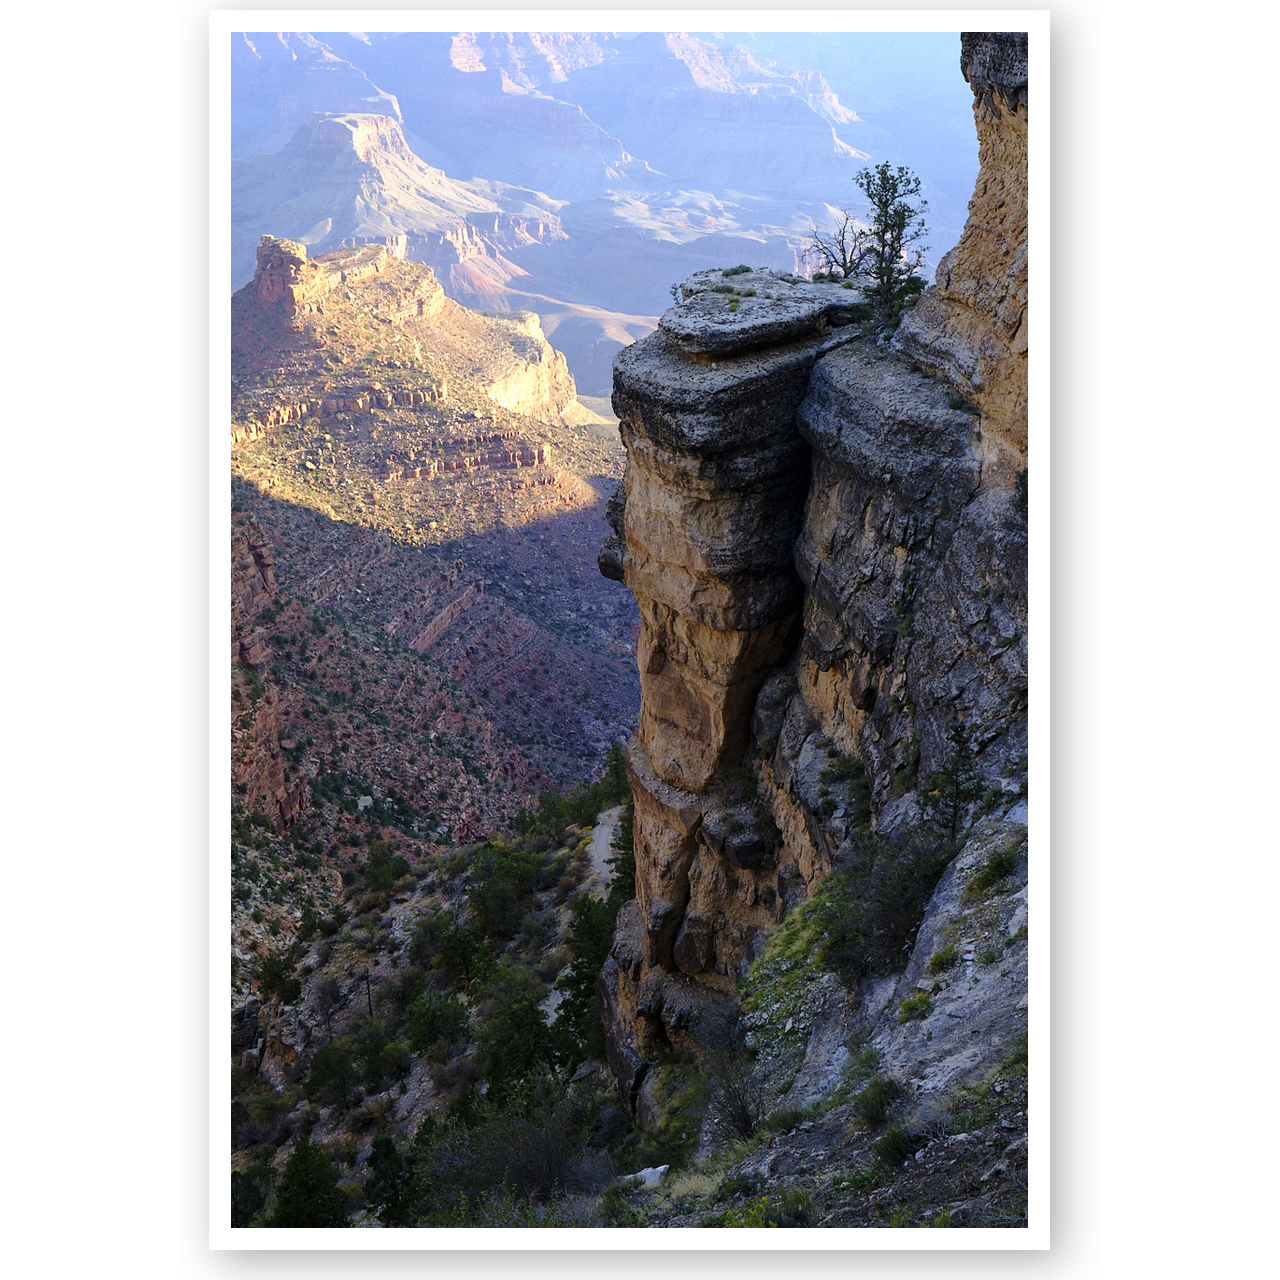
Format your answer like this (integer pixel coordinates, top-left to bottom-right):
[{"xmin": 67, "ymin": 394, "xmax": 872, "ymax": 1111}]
[
  {"xmin": 861, "ymin": 813, "xmax": 1029, "ymax": 1094},
  {"xmin": 629, "ymin": 1045, "xmax": 1029, "ymax": 1227},
  {"xmin": 753, "ymin": 811, "xmax": 1029, "ymax": 1114}
]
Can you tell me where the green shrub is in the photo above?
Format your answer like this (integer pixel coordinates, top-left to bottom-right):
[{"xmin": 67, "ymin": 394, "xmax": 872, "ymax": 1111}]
[
  {"xmin": 230, "ymin": 1170, "xmax": 265, "ymax": 1227},
  {"xmin": 599, "ymin": 1181, "xmax": 643, "ymax": 1226},
  {"xmin": 471, "ymin": 961, "xmax": 557, "ymax": 1101},
  {"xmin": 553, "ymin": 892, "xmax": 616, "ymax": 1065},
  {"xmin": 267, "ymin": 1136, "xmax": 348, "ymax": 1227},
  {"xmin": 719, "ymin": 1190, "xmax": 813, "ymax": 1228},
  {"xmin": 1002, "ymin": 1032, "xmax": 1028, "ymax": 1074},
  {"xmin": 761, "ymin": 1105, "xmax": 808, "ymax": 1133},
  {"xmin": 830, "ymin": 1167, "xmax": 879, "ymax": 1192},
  {"xmin": 873, "ymin": 1123, "xmax": 917, "ymax": 1166},
  {"xmin": 977, "ymin": 947, "xmax": 999, "ymax": 965},
  {"xmin": 898, "ymin": 993, "xmax": 932, "ymax": 1022},
  {"xmin": 773, "ymin": 1189, "xmax": 815, "ymax": 1227},
  {"xmin": 852, "ymin": 1076, "xmax": 905, "ymax": 1126},
  {"xmin": 926, "ymin": 945, "xmax": 959, "ymax": 975},
  {"xmin": 407, "ymin": 986, "xmax": 469, "ymax": 1056},
  {"xmin": 363, "ymin": 839, "xmax": 412, "ymax": 891},
  {"xmin": 306, "ymin": 1043, "xmax": 359, "ymax": 1108},
  {"xmin": 721, "ymin": 1195, "xmax": 776, "ymax": 1228},
  {"xmin": 254, "ymin": 950, "xmax": 301, "ymax": 1005},
  {"xmin": 722, "ymin": 264, "xmax": 751, "ymax": 276},
  {"xmin": 964, "ymin": 840, "xmax": 1024, "ymax": 901},
  {"xmin": 719, "ymin": 1169, "xmax": 763, "ymax": 1199},
  {"xmin": 818, "ymin": 753, "xmax": 872, "ymax": 828},
  {"xmin": 409, "ymin": 1073, "xmax": 613, "ymax": 1219}
]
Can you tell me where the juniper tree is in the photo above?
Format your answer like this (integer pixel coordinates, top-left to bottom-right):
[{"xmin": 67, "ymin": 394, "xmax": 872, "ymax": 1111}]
[
  {"xmin": 855, "ymin": 162, "xmax": 929, "ymax": 320},
  {"xmin": 809, "ymin": 162, "xmax": 930, "ymax": 323}
]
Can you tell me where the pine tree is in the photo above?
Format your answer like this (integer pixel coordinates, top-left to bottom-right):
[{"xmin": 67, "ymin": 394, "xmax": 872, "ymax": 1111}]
[
  {"xmin": 604, "ymin": 797, "xmax": 635, "ymax": 919},
  {"xmin": 267, "ymin": 1135, "xmax": 348, "ymax": 1227},
  {"xmin": 923, "ymin": 721, "xmax": 984, "ymax": 843},
  {"xmin": 366, "ymin": 1134, "xmax": 416, "ymax": 1227},
  {"xmin": 552, "ymin": 893, "xmax": 615, "ymax": 1063}
]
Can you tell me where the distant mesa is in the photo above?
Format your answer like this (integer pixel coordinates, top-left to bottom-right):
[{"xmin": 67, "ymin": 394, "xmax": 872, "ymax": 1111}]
[{"xmin": 231, "ymin": 112, "xmax": 567, "ymax": 293}]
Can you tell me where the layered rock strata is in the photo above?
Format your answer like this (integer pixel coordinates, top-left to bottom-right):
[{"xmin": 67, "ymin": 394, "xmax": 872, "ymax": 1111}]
[
  {"xmin": 601, "ymin": 32, "xmax": 1029, "ymax": 1107},
  {"xmin": 602, "ymin": 271, "xmax": 869, "ymax": 1059},
  {"xmin": 613, "ymin": 269, "xmax": 867, "ymax": 795},
  {"xmin": 238, "ymin": 237, "xmax": 578, "ymax": 428}
]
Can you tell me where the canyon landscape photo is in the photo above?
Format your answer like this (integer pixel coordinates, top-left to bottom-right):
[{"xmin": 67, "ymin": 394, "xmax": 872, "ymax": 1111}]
[{"xmin": 223, "ymin": 24, "xmax": 1034, "ymax": 1236}]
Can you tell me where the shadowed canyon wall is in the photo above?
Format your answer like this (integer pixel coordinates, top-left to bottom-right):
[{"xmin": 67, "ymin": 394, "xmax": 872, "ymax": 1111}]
[{"xmin": 599, "ymin": 32, "xmax": 1030, "ymax": 1110}]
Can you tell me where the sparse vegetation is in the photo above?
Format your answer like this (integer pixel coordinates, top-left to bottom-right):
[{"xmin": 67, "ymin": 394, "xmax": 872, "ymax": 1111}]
[
  {"xmin": 897, "ymin": 993, "xmax": 932, "ymax": 1022},
  {"xmin": 964, "ymin": 839, "xmax": 1025, "ymax": 902},
  {"xmin": 227, "ymin": 158, "xmax": 1029, "ymax": 1230},
  {"xmin": 852, "ymin": 1076, "xmax": 906, "ymax": 1126},
  {"xmin": 807, "ymin": 163, "xmax": 929, "ymax": 324}
]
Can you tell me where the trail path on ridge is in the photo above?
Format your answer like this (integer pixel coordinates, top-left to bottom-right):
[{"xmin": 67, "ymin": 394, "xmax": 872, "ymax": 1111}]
[
  {"xmin": 543, "ymin": 804, "xmax": 623, "ymax": 1025},
  {"xmin": 584, "ymin": 804, "xmax": 622, "ymax": 897}
]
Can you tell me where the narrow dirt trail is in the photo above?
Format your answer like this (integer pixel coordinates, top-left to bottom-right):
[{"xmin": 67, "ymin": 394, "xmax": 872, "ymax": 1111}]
[
  {"xmin": 584, "ymin": 804, "xmax": 622, "ymax": 896},
  {"xmin": 543, "ymin": 804, "xmax": 622, "ymax": 1025}
]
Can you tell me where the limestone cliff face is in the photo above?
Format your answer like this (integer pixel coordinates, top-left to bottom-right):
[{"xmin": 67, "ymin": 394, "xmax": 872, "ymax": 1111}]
[
  {"xmin": 600, "ymin": 33, "xmax": 1030, "ymax": 1108},
  {"xmin": 893, "ymin": 32, "xmax": 1029, "ymax": 486},
  {"xmin": 463, "ymin": 309, "xmax": 578, "ymax": 423}
]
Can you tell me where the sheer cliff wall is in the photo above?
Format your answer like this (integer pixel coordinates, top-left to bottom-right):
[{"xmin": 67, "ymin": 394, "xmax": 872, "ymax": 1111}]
[{"xmin": 598, "ymin": 33, "xmax": 1029, "ymax": 1110}]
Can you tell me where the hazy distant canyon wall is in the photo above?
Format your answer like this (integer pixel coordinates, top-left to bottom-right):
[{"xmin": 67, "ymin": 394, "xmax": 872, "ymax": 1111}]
[{"xmin": 231, "ymin": 30, "xmax": 979, "ymax": 396}]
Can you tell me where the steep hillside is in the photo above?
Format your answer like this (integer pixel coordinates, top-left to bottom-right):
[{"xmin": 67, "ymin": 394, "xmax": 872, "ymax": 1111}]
[{"xmin": 229, "ymin": 233, "xmax": 640, "ymax": 978}]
